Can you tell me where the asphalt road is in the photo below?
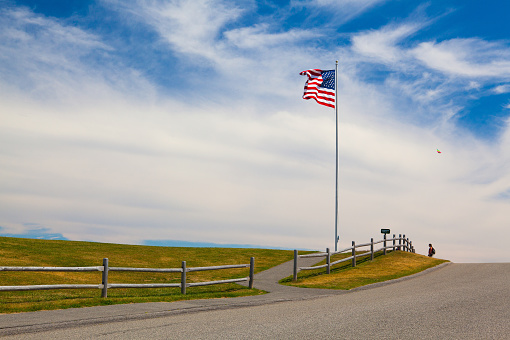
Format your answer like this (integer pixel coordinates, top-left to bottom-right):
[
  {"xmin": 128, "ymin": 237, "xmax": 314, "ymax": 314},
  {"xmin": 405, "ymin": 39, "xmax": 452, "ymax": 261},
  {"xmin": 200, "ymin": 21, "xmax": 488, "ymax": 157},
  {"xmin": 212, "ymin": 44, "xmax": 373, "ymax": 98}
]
[{"xmin": 2, "ymin": 263, "xmax": 509, "ymax": 339}]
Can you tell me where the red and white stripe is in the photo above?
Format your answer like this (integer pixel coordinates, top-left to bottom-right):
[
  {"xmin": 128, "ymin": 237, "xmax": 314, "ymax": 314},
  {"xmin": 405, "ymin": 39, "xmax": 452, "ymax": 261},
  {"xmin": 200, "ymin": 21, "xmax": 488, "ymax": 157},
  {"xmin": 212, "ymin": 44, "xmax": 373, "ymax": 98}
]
[{"xmin": 300, "ymin": 69, "xmax": 335, "ymax": 108}]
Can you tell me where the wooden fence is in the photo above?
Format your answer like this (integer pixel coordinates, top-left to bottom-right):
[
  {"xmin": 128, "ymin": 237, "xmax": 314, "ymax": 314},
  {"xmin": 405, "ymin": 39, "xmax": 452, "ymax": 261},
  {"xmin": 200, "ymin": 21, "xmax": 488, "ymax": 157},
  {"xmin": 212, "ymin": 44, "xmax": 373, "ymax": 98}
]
[
  {"xmin": 293, "ymin": 234, "xmax": 414, "ymax": 281},
  {"xmin": 0, "ymin": 257, "xmax": 255, "ymax": 298}
]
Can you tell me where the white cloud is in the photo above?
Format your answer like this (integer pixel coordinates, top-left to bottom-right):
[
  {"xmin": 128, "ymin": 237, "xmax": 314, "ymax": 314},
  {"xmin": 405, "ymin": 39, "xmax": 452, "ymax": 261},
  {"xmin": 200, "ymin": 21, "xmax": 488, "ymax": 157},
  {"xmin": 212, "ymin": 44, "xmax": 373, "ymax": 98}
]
[
  {"xmin": 348, "ymin": 23, "xmax": 510, "ymax": 129},
  {"xmin": 291, "ymin": 0, "xmax": 388, "ymax": 23},
  {"xmin": 0, "ymin": 6, "xmax": 154, "ymax": 104},
  {"xmin": 103, "ymin": 0, "xmax": 331, "ymax": 101},
  {"xmin": 467, "ymin": 81, "xmax": 481, "ymax": 90},
  {"xmin": 352, "ymin": 23, "xmax": 420, "ymax": 63},
  {"xmin": 493, "ymin": 84, "xmax": 510, "ymax": 94},
  {"xmin": 412, "ymin": 38, "xmax": 510, "ymax": 78},
  {"xmin": 0, "ymin": 93, "xmax": 337, "ymax": 246},
  {"xmin": 301, "ymin": 0, "xmax": 386, "ymax": 5},
  {"xmin": 0, "ymin": 7, "xmax": 111, "ymax": 70},
  {"xmin": 105, "ymin": 0, "xmax": 245, "ymax": 63},
  {"xmin": 1, "ymin": 7, "xmax": 109, "ymax": 50},
  {"xmin": 224, "ymin": 24, "xmax": 321, "ymax": 49}
]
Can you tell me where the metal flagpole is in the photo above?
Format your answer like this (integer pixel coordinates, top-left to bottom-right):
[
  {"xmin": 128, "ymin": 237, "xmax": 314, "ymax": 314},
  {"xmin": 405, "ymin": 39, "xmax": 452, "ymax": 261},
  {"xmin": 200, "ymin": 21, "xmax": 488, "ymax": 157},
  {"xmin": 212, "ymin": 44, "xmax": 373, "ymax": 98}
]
[{"xmin": 335, "ymin": 60, "xmax": 339, "ymax": 251}]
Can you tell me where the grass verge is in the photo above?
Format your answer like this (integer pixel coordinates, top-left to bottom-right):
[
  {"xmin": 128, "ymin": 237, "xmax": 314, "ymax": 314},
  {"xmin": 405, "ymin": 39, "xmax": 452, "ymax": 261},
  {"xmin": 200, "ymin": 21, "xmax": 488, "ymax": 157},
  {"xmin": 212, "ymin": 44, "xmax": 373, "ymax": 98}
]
[
  {"xmin": 280, "ymin": 250, "xmax": 448, "ymax": 290},
  {"xmin": 0, "ymin": 237, "xmax": 294, "ymax": 314}
]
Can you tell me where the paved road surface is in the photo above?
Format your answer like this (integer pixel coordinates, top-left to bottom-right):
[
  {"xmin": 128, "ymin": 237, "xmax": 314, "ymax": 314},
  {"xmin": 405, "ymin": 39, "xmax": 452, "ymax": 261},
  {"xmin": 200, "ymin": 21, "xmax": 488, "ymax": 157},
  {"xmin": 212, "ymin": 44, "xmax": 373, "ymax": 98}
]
[{"xmin": 1, "ymin": 261, "xmax": 509, "ymax": 339}]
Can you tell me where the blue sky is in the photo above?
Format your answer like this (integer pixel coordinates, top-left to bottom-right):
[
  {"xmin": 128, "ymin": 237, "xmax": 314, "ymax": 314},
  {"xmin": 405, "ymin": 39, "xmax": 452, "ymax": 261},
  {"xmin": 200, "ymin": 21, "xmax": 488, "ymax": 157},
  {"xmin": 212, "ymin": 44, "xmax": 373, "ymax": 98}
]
[{"xmin": 1, "ymin": 0, "xmax": 510, "ymax": 262}]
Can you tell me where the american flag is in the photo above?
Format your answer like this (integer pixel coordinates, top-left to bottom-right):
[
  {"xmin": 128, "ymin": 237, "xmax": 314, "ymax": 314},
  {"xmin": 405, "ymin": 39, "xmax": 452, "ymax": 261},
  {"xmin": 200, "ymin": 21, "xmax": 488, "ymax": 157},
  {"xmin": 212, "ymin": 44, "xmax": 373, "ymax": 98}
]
[{"xmin": 299, "ymin": 69, "xmax": 335, "ymax": 108}]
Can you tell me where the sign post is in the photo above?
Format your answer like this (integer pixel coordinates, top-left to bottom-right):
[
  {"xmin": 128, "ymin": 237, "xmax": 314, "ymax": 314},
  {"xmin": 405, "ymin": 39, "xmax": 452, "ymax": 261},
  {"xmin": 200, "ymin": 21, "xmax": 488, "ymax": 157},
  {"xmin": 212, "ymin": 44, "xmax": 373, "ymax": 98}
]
[{"xmin": 381, "ymin": 229, "xmax": 390, "ymax": 255}]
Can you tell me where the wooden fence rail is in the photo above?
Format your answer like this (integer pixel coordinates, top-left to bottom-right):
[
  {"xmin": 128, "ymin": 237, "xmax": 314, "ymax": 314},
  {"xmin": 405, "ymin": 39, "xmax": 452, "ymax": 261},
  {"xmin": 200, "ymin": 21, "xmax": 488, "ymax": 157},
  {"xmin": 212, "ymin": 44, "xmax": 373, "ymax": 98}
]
[
  {"xmin": 0, "ymin": 257, "xmax": 255, "ymax": 298},
  {"xmin": 293, "ymin": 234, "xmax": 414, "ymax": 281}
]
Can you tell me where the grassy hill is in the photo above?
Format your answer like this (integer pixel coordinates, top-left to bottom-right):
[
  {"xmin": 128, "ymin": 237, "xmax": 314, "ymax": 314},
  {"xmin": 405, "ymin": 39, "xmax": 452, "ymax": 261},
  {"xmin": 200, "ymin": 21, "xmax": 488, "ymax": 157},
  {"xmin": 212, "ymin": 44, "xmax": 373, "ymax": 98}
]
[
  {"xmin": 0, "ymin": 236, "xmax": 295, "ymax": 314},
  {"xmin": 280, "ymin": 250, "xmax": 448, "ymax": 289}
]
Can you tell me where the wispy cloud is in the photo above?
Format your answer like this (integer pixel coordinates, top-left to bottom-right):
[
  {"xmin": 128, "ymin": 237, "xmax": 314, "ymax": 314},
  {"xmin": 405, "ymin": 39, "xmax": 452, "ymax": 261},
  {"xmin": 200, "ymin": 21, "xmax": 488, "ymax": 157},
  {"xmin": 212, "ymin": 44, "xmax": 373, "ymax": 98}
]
[
  {"xmin": 412, "ymin": 38, "xmax": 510, "ymax": 78},
  {"xmin": 104, "ymin": 0, "xmax": 245, "ymax": 64},
  {"xmin": 493, "ymin": 84, "xmax": 510, "ymax": 94},
  {"xmin": 345, "ymin": 15, "xmax": 510, "ymax": 134},
  {"xmin": 0, "ymin": 7, "xmax": 110, "ymax": 75},
  {"xmin": 224, "ymin": 24, "xmax": 322, "ymax": 49},
  {"xmin": 291, "ymin": 0, "xmax": 389, "ymax": 23},
  {"xmin": 0, "ymin": 5, "xmax": 154, "ymax": 103},
  {"xmin": 102, "ymin": 0, "xmax": 337, "ymax": 102},
  {"xmin": 351, "ymin": 23, "xmax": 421, "ymax": 63}
]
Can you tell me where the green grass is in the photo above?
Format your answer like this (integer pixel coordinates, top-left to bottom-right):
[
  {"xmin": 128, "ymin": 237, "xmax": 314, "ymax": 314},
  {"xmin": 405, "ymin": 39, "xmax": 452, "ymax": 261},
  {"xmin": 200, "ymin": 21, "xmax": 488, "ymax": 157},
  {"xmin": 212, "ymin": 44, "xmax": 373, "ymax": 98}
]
[
  {"xmin": 0, "ymin": 236, "xmax": 295, "ymax": 314},
  {"xmin": 280, "ymin": 250, "xmax": 448, "ymax": 290}
]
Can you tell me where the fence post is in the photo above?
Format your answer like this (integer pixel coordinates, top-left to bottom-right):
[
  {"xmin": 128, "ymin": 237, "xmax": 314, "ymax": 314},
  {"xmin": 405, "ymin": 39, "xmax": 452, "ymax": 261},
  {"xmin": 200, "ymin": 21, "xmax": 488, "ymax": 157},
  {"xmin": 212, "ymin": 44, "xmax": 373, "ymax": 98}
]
[
  {"xmin": 406, "ymin": 237, "xmax": 409, "ymax": 252},
  {"xmin": 181, "ymin": 261, "xmax": 186, "ymax": 295},
  {"xmin": 293, "ymin": 250, "xmax": 298, "ymax": 282},
  {"xmin": 383, "ymin": 234, "xmax": 387, "ymax": 255},
  {"xmin": 101, "ymin": 258, "xmax": 109, "ymax": 298},
  {"xmin": 398, "ymin": 234, "xmax": 402, "ymax": 251},
  {"xmin": 403, "ymin": 234, "xmax": 406, "ymax": 251},
  {"xmin": 249, "ymin": 257, "xmax": 254, "ymax": 289},
  {"xmin": 326, "ymin": 248, "xmax": 331, "ymax": 274},
  {"xmin": 352, "ymin": 241, "xmax": 356, "ymax": 267},
  {"xmin": 370, "ymin": 238, "xmax": 374, "ymax": 261},
  {"xmin": 410, "ymin": 241, "xmax": 413, "ymax": 253},
  {"xmin": 392, "ymin": 234, "xmax": 396, "ymax": 251}
]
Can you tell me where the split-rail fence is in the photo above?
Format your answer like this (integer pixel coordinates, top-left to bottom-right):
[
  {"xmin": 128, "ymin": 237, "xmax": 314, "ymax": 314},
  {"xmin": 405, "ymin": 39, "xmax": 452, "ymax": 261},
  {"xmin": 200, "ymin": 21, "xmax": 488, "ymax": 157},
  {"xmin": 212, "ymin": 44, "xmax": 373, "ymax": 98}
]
[
  {"xmin": 0, "ymin": 257, "xmax": 255, "ymax": 298},
  {"xmin": 294, "ymin": 234, "xmax": 414, "ymax": 281}
]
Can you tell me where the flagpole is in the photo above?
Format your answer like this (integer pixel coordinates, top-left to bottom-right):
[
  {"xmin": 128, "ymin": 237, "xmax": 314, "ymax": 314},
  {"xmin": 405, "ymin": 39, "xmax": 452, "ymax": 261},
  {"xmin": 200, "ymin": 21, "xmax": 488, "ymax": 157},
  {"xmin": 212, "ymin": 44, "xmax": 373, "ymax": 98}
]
[{"xmin": 335, "ymin": 60, "xmax": 339, "ymax": 252}]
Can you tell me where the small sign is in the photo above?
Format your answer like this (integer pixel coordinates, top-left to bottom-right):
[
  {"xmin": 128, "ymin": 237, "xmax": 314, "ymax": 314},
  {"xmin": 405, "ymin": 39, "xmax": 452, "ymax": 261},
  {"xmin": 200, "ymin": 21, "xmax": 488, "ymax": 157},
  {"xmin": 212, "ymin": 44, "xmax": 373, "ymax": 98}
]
[{"xmin": 381, "ymin": 228, "xmax": 390, "ymax": 234}]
